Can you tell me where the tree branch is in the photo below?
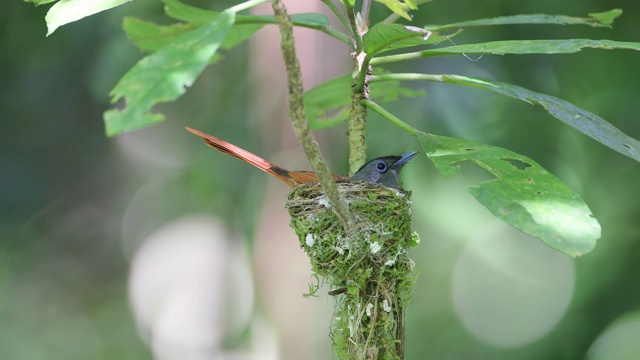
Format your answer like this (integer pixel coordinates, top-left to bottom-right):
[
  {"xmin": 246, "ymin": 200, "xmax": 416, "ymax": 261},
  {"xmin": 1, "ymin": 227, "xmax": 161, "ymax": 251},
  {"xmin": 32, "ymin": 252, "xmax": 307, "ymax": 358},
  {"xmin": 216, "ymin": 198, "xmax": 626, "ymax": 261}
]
[{"xmin": 271, "ymin": 0, "xmax": 352, "ymax": 229}]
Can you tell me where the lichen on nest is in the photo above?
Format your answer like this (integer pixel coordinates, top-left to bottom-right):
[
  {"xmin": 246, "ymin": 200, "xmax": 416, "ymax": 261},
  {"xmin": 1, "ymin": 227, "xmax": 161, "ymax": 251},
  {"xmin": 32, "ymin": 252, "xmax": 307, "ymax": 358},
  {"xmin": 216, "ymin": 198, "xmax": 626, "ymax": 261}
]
[{"xmin": 286, "ymin": 180, "xmax": 420, "ymax": 359}]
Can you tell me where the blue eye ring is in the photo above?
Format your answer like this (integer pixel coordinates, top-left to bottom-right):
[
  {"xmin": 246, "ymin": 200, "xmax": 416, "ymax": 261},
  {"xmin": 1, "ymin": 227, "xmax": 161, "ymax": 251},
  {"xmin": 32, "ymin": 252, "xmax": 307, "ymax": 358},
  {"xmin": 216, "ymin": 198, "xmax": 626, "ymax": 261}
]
[{"xmin": 376, "ymin": 161, "xmax": 387, "ymax": 172}]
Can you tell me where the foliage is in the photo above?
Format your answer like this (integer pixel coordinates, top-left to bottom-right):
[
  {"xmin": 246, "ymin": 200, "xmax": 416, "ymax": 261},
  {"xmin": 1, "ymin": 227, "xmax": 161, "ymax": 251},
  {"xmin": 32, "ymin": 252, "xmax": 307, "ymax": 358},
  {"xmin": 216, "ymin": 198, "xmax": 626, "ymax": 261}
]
[{"xmin": 16, "ymin": 0, "xmax": 637, "ymax": 358}]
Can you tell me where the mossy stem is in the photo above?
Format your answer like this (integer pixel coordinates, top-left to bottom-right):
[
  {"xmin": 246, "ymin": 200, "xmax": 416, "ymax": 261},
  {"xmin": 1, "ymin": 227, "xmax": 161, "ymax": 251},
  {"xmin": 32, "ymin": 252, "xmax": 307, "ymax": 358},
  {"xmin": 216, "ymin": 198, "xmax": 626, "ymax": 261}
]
[{"xmin": 271, "ymin": 0, "xmax": 352, "ymax": 230}]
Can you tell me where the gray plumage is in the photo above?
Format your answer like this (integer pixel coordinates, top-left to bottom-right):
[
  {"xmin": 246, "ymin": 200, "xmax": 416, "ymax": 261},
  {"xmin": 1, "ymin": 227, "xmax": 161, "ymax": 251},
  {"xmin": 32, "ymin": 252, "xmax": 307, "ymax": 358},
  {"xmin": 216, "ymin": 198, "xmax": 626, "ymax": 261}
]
[{"xmin": 351, "ymin": 152, "xmax": 418, "ymax": 189}]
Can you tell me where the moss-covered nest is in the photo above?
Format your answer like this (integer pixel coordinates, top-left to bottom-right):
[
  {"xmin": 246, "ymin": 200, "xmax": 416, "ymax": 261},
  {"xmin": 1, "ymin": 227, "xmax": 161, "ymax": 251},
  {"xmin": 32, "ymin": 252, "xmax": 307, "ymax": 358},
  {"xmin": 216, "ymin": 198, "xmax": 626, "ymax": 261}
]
[{"xmin": 286, "ymin": 181, "xmax": 419, "ymax": 360}]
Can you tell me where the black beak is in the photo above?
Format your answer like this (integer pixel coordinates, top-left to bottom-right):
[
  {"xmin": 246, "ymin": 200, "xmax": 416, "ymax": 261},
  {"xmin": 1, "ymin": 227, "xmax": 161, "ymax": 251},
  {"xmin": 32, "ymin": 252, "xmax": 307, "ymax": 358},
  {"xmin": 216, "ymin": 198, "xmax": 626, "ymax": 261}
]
[{"xmin": 392, "ymin": 151, "xmax": 418, "ymax": 169}]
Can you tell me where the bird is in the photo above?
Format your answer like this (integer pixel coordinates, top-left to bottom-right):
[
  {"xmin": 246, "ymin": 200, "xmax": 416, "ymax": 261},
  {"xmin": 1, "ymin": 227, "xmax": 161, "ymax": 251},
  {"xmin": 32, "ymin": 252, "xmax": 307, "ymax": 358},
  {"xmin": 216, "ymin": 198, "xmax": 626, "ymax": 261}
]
[{"xmin": 185, "ymin": 127, "xmax": 417, "ymax": 189}]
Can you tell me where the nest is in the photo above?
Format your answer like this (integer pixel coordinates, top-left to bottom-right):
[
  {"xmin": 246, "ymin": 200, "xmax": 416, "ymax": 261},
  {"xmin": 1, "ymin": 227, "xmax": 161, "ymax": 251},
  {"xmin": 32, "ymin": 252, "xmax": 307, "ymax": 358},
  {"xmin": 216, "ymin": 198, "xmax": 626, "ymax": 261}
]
[{"xmin": 286, "ymin": 181, "xmax": 419, "ymax": 360}]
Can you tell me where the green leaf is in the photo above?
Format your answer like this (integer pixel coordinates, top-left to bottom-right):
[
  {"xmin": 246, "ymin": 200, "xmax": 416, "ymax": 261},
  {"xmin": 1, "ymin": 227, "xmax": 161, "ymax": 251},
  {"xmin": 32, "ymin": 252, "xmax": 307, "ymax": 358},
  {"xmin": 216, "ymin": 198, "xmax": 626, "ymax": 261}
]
[
  {"xmin": 304, "ymin": 74, "xmax": 425, "ymax": 130},
  {"xmin": 45, "ymin": 0, "xmax": 131, "ymax": 36},
  {"xmin": 363, "ymin": 23, "xmax": 457, "ymax": 56},
  {"xmin": 374, "ymin": 0, "xmax": 413, "ymax": 21},
  {"xmin": 123, "ymin": 18, "xmax": 193, "ymax": 53},
  {"xmin": 163, "ymin": 0, "xmax": 220, "ymax": 26},
  {"xmin": 427, "ymin": 9, "xmax": 623, "ymax": 31},
  {"xmin": 421, "ymin": 39, "xmax": 640, "ymax": 56},
  {"xmin": 418, "ymin": 133, "xmax": 600, "ymax": 257},
  {"xmin": 437, "ymin": 75, "xmax": 640, "ymax": 162},
  {"xmin": 406, "ymin": 0, "xmax": 432, "ymax": 8},
  {"xmin": 123, "ymin": 17, "xmax": 263, "ymax": 57},
  {"xmin": 163, "ymin": 0, "xmax": 328, "ymax": 29},
  {"xmin": 24, "ymin": 0, "xmax": 57, "ymax": 5},
  {"xmin": 286, "ymin": 13, "xmax": 331, "ymax": 28},
  {"xmin": 304, "ymin": 75, "xmax": 351, "ymax": 130},
  {"xmin": 104, "ymin": 11, "xmax": 235, "ymax": 136},
  {"xmin": 589, "ymin": 9, "xmax": 623, "ymax": 26}
]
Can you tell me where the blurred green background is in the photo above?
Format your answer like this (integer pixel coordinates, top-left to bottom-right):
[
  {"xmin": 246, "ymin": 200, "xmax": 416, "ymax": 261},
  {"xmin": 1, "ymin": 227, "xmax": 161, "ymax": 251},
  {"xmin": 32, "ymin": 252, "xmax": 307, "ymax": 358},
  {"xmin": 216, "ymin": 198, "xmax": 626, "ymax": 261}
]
[{"xmin": 2, "ymin": 0, "xmax": 640, "ymax": 359}]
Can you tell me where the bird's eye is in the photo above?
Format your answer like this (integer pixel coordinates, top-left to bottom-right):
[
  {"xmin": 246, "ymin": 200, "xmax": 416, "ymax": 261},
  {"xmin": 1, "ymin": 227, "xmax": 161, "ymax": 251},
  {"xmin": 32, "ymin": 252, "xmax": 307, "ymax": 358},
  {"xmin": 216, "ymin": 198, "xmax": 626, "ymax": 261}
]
[{"xmin": 376, "ymin": 161, "xmax": 387, "ymax": 172}]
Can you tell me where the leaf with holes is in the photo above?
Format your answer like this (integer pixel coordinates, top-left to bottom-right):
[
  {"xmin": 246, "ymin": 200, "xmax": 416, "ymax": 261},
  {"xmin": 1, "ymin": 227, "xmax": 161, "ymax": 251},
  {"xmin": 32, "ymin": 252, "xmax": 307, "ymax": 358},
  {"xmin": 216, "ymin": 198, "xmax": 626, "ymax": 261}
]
[
  {"xmin": 103, "ymin": 10, "xmax": 234, "ymax": 136},
  {"xmin": 418, "ymin": 132, "xmax": 600, "ymax": 257}
]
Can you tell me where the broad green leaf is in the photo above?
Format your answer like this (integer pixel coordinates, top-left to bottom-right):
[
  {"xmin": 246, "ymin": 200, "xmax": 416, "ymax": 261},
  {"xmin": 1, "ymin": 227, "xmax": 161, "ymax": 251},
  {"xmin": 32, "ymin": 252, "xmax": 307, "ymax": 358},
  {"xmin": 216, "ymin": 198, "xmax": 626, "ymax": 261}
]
[
  {"xmin": 123, "ymin": 18, "xmax": 193, "ymax": 52},
  {"xmin": 220, "ymin": 23, "xmax": 265, "ymax": 49},
  {"xmin": 437, "ymin": 75, "xmax": 640, "ymax": 162},
  {"xmin": 104, "ymin": 11, "xmax": 234, "ymax": 136},
  {"xmin": 419, "ymin": 39, "xmax": 640, "ymax": 56},
  {"xmin": 304, "ymin": 75, "xmax": 351, "ymax": 130},
  {"xmin": 123, "ymin": 17, "xmax": 263, "ymax": 57},
  {"xmin": 427, "ymin": 9, "xmax": 622, "ymax": 31},
  {"xmin": 363, "ymin": 23, "xmax": 455, "ymax": 56},
  {"xmin": 418, "ymin": 132, "xmax": 600, "ymax": 257},
  {"xmin": 163, "ymin": 0, "xmax": 329, "ymax": 29},
  {"xmin": 45, "ymin": 0, "xmax": 131, "ymax": 36},
  {"xmin": 304, "ymin": 75, "xmax": 425, "ymax": 130}
]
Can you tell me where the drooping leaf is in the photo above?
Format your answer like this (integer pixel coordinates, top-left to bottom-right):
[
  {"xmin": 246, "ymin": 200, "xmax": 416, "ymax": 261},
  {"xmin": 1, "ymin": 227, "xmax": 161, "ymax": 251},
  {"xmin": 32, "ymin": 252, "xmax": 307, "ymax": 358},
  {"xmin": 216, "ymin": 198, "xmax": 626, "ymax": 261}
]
[
  {"xmin": 363, "ymin": 23, "xmax": 455, "ymax": 56},
  {"xmin": 45, "ymin": 0, "xmax": 131, "ymax": 36},
  {"xmin": 304, "ymin": 74, "xmax": 425, "ymax": 130},
  {"xmin": 104, "ymin": 11, "xmax": 234, "ymax": 136},
  {"xmin": 418, "ymin": 132, "xmax": 600, "ymax": 257},
  {"xmin": 426, "ymin": 9, "xmax": 623, "ymax": 31},
  {"xmin": 418, "ymin": 39, "xmax": 640, "ymax": 57},
  {"xmin": 437, "ymin": 75, "xmax": 640, "ymax": 162}
]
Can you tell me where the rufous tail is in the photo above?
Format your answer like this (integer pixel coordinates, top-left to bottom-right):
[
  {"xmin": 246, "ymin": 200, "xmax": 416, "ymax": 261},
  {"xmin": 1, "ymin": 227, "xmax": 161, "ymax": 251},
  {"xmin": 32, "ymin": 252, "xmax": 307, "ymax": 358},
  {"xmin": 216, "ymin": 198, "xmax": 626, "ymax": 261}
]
[{"xmin": 185, "ymin": 127, "xmax": 299, "ymax": 187}]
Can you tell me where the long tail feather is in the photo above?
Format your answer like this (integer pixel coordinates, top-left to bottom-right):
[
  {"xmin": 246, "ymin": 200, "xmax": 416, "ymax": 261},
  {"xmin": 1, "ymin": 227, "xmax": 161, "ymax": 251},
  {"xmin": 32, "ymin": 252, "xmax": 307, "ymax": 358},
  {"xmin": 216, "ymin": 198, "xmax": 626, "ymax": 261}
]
[{"xmin": 185, "ymin": 127, "xmax": 298, "ymax": 187}]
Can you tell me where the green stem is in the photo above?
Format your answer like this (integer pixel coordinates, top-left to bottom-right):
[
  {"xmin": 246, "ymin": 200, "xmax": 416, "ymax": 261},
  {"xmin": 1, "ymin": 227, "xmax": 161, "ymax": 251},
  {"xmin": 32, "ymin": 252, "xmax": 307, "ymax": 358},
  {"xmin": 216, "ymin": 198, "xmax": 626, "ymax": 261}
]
[
  {"xmin": 343, "ymin": 0, "xmax": 364, "ymax": 52},
  {"xmin": 361, "ymin": 99, "xmax": 421, "ymax": 136},
  {"xmin": 353, "ymin": 54, "xmax": 371, "ymax": 93},
  {"xmin": 271, "ymin": 0, "xmax": 352, "ymax": 230},
  {"xmin": 370, "ymin": 50, "xmax": 449, "ymax": 65},
  {"xmin": 236, "ymin": 15, "xmax": 351, "ymax": 45},
  {"xmin": 383, "ymin": 12, "xmax": 400, "ymax": 24},
  {"xmin": 348, "ymin": 80, "xmax": 368, "ymax": 174},
  {"xmin": 229, "ymin": 0, "xmax": 267, "ymax": 13},
  {"xmin": 341, "ymin": 0, "xmax": 368, "ymax": 173},
  {"xmin": 320, "ymin": 0, "xmax": 352, "ymax": 38},
  {"xmin": 370, "ymin": 73, "xmax": 444, "ymax": 83}
]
